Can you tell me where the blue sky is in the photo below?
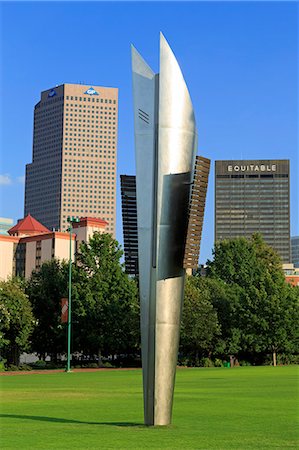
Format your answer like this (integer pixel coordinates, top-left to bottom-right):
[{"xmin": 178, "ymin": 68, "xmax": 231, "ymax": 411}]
[{"xmin": 0, "ymin": 1, "xmax": 298, "ymax": 263}]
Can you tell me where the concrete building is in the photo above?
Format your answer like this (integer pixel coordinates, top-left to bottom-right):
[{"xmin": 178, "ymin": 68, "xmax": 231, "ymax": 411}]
[
  {"xmin": 215, "ymin": 160, "xmax": 290, "ymax": 263},
  {"xmin": 282, "ymin": 263, "xmax": 299, "ymax": 287},
  {"xmin": 0, "ymin": 214, "xmax": 107, "ymax": 280},
  {"xmin": 291, "ymin": 236, "xmax": 299, "ymax": 267},
  {"xmin": 24, "ymin": 83, "xmax": 118, "ymax": 235}
]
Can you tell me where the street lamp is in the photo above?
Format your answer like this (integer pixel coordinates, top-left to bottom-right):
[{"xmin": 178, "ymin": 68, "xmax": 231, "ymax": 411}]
[{"xmin": 66, "ymin": 216, "xmax": 79, "ymax": 373}]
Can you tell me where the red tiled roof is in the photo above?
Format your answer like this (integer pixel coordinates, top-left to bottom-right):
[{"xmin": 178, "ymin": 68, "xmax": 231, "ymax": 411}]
[{"xmin": 8, "ymin": 214, "xmax": 50, "ymax": 235}]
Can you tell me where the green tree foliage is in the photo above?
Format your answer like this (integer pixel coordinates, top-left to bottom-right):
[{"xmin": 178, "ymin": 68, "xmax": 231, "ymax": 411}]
[
  {"xmin": 26, "ymin": 260, "xmax": 68, "ymax": 360},
  {"xmin": 0, "ymin": 278, "xmax": 34, "ymax": 365},
  {"xmin": 180, "ymin": 277, "xmax": 220, "ymax": 364},
  {"xmin": 25, "ymin": 234, "xmax": 139, "ymax": 364},
  {"xmin": 206, "ymin": 234, "xmax": 299, "ymax": 365},
  {"xmin": 72, "ymin": 232, "xmax": 140, "ymax": 363},
  {"xmin": 204, "ymin": 278, "xmax": 242, "ymax": 357}
]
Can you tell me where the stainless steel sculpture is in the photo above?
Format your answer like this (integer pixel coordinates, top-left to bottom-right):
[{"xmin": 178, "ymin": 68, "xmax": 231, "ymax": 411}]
[{"xmin": 132, "ymin": 33, "xmax": 210, "ymax": 426}]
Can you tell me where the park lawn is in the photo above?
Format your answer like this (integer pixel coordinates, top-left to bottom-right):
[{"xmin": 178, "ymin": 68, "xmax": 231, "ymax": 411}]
[{"xmin": 1, "ymin": 366, "xmax": 298, "ymax": 449}]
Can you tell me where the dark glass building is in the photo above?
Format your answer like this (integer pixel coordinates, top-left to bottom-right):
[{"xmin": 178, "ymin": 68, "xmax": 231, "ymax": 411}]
[
  {"xmin": 215, "ymin": 160, "xmax": 290, "ymax": 263},
  {"xmin": 120, "ymin": 175, "xmax": 138, "ymax": 275},
  {"xmin": 291, "ymin": 236, "xmax": 299, "ymax": 267}
]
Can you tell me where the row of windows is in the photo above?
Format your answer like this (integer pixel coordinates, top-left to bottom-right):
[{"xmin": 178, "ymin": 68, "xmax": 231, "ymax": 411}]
[
  {"xmin": 65, "ymin": 118, "xmax": 116, "ymax": 129},
  {"xmin": 216, "ymin": 174, "xmax": 288, "ymax": 179},
  {"xmin": 65, "ymin": 112, "xmax": 116, "ymax": 122},
  {"xmin": 217, "ymin": 218, "xmax": 289, "ymax": 223},
  {"xmin": 65, "ymin": 125, "xmax": 116, "ymax": 132},
  {"xmin": 62, "ymin": 186, "xmax": 114, "ymax": 194},
  {"xmin": 63, "ymin": 202, "xmax": 112, "ymax": 207},
  {"xmin": 64, "ymin": 164, "xmax": 114, "ymax": 171},
  {"xmin": 65, "ymin": 96, "xmax": 116, "ymax": 104},
  {"xmin": 65, "ymin": 137, "xmax": 115, "ymax": 143},
  {"xmin": 216, "ymin": 185, "xmax": 289, "ymax": 190},
  {"xmin": 216, "ymin": 203, "xmax": 289, "ymax": 208},
  {"xmin": 64, "ymin": 152, "xmax": 115, "ymax": 158},
  {"xmin": 65, "ymin": 108, "xmax": 116, "ymax": 115},
  {"xmin": 64, "ymin": 166, "xmax": 115, "ymax": 171},
  {"xmin": 217, "ymin": 227, "xmax": 289, "ymax": 231},
  {"xmin": 63, "ymin": 195, "xmax": 115, "ymax": 205},
  {"xmin": 62, "ymin": 182, "xmax": 114, "ymax": 191},
  {"xmin": 38, "ymin": 96, "xmax": 64, "ymax": 107},
  {"xmin": 65, "ymin": 119, "xmax": 116, "ymax": 126},
  {"xmin": 66, "ymin": 103, "xmax": 116, "ymax": 110},
  {"xmin": 64, "ymin": 159, "xmax": 114, "ymax": 165},
  {"xmin": 216, "ymin": 192, "xmax": 289, "ymax": 197}
]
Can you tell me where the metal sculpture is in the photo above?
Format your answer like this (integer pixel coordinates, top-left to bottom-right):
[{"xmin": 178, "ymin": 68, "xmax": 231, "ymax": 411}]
[{"xmin": 132, "ymin": 33, "xmax": 210, "ymax": 426}]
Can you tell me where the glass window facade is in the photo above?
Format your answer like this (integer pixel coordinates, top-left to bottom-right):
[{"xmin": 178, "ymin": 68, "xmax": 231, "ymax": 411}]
[
  {"xmin": 291, "ymin": 236, "xmax": 299, "ymax": 267},
  {"xmin": 215, "ymin": 160, "xmax": 290, "ymax": 263}
]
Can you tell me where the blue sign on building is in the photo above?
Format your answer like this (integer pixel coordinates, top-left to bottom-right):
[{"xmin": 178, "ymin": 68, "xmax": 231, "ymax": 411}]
[
  {"xmin": 84, "ymin": 87, "xmax": 99, "ymax": 96},
  {"xmin": 48, "ymin": 89, "xmax": 56, "ymax": 98}
]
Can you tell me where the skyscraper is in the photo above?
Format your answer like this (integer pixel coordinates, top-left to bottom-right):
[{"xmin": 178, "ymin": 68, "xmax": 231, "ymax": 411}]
[
  {"xmin": 215, "ymin": 159, "xmax": 290, "ymax": 262},
  {"xmin": 120, "ymin": 175, "xmax": 138, "ymax": 275},
  {"xmin": 24, "ymin": 83, "xmax": 118, "ymax": 235}
]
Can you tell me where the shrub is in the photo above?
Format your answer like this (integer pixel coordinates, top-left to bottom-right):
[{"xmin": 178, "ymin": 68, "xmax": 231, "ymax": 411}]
[
  {"xmin": 7, "ymin": 365, "xmax": 19, "ymax": 371},
  {"xmin": 239, "ymin": 360, "xmax": 251, "ymax": 366},
  {"xmin": 200, "ymin": 357, "xmax": 214, "ymax": 367},
  {"xmin": 31, "ymin": 360, "xmax": 47, "ymax": 369},
  {"xmin": 19, "ymin": 364, "xmax": 32, "ymax": 371},
  {"xmin": 102, "ymin": 362, "xmax": 115, "ymax": 369},
  {"xmin": 177, "ymin": 356, "xmax": 192, "ymax": 367},
  {"xmin": 214, "ymin": 358, "xmax": 223, "ymax": 367},
  {"xmin": 79, "ymin": 362, "xmax": 99, "ymax": 369}
]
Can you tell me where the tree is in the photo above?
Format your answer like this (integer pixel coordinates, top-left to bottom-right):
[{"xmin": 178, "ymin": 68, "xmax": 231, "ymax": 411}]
[
  {"xmin": 26, "ymin": 259, "xmax": 68, "ymax": 360},
  {"xmin": 206, "ymin": 234, "xmax": 299, "ymax": 365},
  {"xmin": 203, "ymin": 277, "xmax": 243, "ymax": 358},
  {"xmin": 207, "ymin": 233, "xmax": 285, "ymax": 289},
  {"xmin": 180, "ymin": 276, "xmax": 220, "ymax": 365},
  {"xmin": 72, "ymin": 232, "xmax": 140, "ymax": 364},
  {"xmin": 0, "ymin": 278, "xmax": 35, "ymax": 366},
  {"xmin": 236, "ymin": 282, "xmax": 299, "ymax": 366}
]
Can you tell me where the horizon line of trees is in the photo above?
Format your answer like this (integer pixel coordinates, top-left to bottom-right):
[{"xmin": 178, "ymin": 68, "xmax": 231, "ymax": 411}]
[{"xmin": 0, "ymin": 232, "xmax": 298, "ymax": 369}]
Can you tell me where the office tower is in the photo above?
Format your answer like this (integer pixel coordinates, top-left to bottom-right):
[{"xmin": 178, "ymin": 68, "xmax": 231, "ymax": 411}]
[
  {"xmin": 120, "ymin": 175, "xmax": 138, "ymax": 274},
  {"xmin": 215, "ymin": 159, "xmax": 290, "ymax": 262},
  {"xmin": 291, "ymin": 236, "xmax": 299, "ymax": 267},
  {"xmin": 24, "ymin": 83, "xmax": 118, "ymax": 235}
]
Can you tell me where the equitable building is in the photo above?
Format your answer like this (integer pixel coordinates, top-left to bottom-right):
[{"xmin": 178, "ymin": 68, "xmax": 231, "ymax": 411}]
[
  {"xmin": 24, "ymin": 83, "xmax": 118, "ymax": 235},
  {"xmin": 215, "ymin": 160, "xmax": 290, "ymax": 262}
]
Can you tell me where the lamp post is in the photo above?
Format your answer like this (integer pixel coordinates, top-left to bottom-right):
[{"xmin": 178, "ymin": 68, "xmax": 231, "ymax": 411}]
[{"xmin": 66, "ymin": 216, "xmax": 79, "ymax": 373}]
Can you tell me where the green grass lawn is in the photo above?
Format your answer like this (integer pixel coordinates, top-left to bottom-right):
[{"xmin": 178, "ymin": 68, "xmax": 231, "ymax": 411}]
[{"xmin": 1, "ymin": 366, "xmax": 298, "ymax": 449}]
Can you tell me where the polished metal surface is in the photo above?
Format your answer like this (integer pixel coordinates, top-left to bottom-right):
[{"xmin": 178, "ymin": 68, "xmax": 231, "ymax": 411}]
[
  {"xmin": 132, "ymin": 33, "xmax": 206, "ymax": 426},
  {"xmin": 132, "ymin": 45, "xmax": 157, "ymax": 425}
]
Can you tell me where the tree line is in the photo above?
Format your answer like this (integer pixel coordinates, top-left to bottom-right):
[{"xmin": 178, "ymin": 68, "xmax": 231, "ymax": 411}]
[{"xmin": 0, "ymin": 232, "xmax": 298, "ymax": 369}]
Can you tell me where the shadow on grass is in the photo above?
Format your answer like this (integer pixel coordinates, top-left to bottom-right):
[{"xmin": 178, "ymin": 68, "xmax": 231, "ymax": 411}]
[{"xmin": 0, "ymin": 414, "xmax": 143, "ymax": 427}]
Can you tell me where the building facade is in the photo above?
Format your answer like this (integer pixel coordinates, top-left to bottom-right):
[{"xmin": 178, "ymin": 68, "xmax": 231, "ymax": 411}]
[
  {"xmin": 24, "ymin": 83, "xmax": 118, "ymax": 235},
  {"xmin": 291, "ymin": 236, "xmax": 299, "ymax": 267},
  {"xmin": 120, "ymin": 175, "xmax": 138, "ymax": 275},
  {"xmin": 0, "ymin": 214, "xmax": 107, "ymax": 280},
  {"xmin": 283, "ymin": 263, "xmax": 299, "ymax": 287},
  {"xmin": 215, "ymin": 160, "xmax": 290, "ymax": 263}
]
